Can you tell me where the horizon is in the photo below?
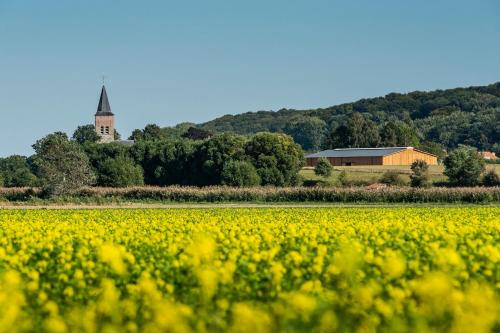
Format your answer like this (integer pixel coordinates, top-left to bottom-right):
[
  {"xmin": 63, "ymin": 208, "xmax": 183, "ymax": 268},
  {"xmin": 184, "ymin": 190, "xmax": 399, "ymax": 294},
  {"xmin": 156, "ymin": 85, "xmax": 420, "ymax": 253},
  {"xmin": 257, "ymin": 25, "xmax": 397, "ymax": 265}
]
[{"xmin": 1, "ymin": 0, "xmax": 500, "ymax": 157}]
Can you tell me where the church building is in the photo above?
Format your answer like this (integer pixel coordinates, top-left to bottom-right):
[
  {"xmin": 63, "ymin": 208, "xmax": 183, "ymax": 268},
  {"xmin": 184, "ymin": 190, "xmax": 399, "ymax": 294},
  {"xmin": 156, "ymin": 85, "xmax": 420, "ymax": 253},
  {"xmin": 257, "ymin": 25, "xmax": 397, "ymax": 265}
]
[
  {"xmin": 95, "ymin": 85, "xmax": 115, "ymax": 143},
  {"xmin": 93, "ymin": 85, "xmax": 134, "ymax": 145}
]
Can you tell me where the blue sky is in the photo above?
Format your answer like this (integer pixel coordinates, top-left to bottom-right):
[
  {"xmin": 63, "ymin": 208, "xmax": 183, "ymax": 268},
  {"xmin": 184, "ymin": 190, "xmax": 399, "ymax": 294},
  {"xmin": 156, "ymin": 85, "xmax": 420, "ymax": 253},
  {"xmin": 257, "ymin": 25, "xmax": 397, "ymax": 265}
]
[{"xmin": 1, "ymin": 0, "xmax": 499, "ymax": 156}]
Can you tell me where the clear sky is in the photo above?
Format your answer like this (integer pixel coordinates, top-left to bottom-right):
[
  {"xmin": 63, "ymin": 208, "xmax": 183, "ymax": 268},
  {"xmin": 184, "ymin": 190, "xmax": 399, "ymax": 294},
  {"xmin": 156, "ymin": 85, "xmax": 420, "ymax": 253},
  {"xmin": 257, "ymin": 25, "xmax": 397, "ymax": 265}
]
[{"xmin": 1, "ymin": 0, "xmax": 499, "ymax": 156}]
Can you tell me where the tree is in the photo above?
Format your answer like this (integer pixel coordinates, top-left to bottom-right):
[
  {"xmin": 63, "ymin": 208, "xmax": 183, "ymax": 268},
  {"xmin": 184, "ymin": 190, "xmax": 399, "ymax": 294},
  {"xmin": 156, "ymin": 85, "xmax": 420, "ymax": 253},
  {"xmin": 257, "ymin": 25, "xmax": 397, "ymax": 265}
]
[
  {"xmin": 245, "ymin": 132, "xmax": 304, "ymax": 186},
  {"xmin": 326, "ymin": 124, "xmax": 350, "ymax": 149},
  {"xmin": 482, "ymin": 169, "xmax": 500, "ymax": 187},
  {"xmin": 130, "ymin": 140, "xmax": 196, "ymax": 186},
  {"xmin": 129, "ymin": 124, "xmax": 164, "ymax": 141},
  {"xmin": 443, "ymin": 146, "xmax": 485, "ymax": 186},
  {"xmin": 326, "ymin": 113, "xmax": 380, "ymax": 148},
  {"xmin": 182, "ymin": 127, "xmax": 213, "ymax": 140},
  {"xmin": 97, "ymin": 155, "xmax": 144, "ymax": 187},
  {"xmin": 380, "ymin": 122, "xmax": 399, "ymax": 146},
  {"xmin": 32, "ymin": 132, "xmax": 95, "ymax": 196},
  {"xmin": 0, "ymin": 155, "xmax": 38, "ymax": 187},
  {"xmin": 192, "ymin": 133, "xmax": 247, "ymax": 185},
  {"xmin": 410, "ymin": 159, "xmax": 431, "ymax": 188},
  {"xmin": 142, "ymin": 124, "xmax": 163, "ymax": 141},
  {"xmin": 72, "ymin": 125, "xmax": 100, "ymax": 145},
  {"xmin": 129, "ymin": 129, "xmax": 144, "ymax": 141},
  {"xmin": 284, "ymin": 117, "xmax": 326, "ymax": 151},
  {"xmin": 418, "ymin": 141, "xmax": 446, "ymax": 162},
  {"xmin": 314, "ymin": 158, "xmax": 333, "ymax": 178},
  {"xmin": 221, "ymin": 160, "xmax": 260, "ymax": 187}
]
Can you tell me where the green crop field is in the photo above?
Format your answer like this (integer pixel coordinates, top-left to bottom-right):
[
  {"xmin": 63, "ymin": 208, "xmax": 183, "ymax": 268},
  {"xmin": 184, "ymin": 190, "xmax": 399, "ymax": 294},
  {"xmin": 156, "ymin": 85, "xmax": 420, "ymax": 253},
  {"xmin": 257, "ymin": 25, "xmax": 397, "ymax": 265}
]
[{"xmin": 0, "ymin": 207, "xmax": 498, "ymax": 332}]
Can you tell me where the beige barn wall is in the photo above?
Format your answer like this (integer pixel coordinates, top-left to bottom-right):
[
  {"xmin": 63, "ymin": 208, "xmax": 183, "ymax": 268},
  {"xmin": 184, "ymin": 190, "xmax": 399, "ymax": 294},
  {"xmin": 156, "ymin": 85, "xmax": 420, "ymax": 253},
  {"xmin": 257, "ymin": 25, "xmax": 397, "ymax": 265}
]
[
  {"xmin": 305, "ymin": 149, "xmax": 437, "ymax": 167},
  {"xmin": 382, "ymin": 149, "xmax": 437, "ymax": 165}
]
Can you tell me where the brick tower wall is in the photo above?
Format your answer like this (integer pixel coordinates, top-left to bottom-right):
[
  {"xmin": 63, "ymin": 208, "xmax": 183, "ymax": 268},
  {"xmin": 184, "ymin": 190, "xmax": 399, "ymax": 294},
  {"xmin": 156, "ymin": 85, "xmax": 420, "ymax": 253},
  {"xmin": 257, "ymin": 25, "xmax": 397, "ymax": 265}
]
[{"xmin": 95, "ymin": 115, "xmax": 115, "ymax": 143}]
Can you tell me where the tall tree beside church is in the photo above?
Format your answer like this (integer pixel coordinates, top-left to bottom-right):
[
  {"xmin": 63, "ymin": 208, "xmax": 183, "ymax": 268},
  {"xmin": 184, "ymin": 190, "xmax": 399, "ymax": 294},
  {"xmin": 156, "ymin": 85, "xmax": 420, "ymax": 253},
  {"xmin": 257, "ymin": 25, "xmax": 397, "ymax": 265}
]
[
  {"xmin": 72, "ymin": 124, "xmax": 100, "ymax": 145},
  {"xmin": 32, "ymin": 132, "xmax": 95, "ymax": 196}
]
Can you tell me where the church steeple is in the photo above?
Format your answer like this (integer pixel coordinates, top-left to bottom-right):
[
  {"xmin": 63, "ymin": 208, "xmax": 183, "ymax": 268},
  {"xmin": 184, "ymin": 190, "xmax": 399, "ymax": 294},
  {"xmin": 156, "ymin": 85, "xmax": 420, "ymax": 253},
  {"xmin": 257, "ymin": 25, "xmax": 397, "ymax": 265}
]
[
  {"xmin": 96, "ymin": 85, "xmax": 113, "ymax": 115},
  {"xmin": 95, "ymin": 85, "xmax": 115, "ymax": 142}
]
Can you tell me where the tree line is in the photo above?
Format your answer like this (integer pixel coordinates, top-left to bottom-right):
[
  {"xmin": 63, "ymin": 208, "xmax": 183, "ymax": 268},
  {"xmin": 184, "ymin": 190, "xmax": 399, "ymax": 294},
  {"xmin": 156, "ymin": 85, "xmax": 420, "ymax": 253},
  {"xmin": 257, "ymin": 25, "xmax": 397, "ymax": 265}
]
[
  {"xmin": 0, "ymin": 128, "xmax": 304, "ymax": 195},
  {"xmin": 199, "ymin": 82, "xmax": 500, "ymax": 154}
]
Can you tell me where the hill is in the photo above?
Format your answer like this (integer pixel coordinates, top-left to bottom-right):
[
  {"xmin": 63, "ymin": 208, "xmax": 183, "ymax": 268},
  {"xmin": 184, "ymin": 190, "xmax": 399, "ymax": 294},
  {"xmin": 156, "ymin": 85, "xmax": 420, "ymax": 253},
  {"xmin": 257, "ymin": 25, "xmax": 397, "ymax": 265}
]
[{"xmin": 199, "ymin": 82, "xmax": 500, "ymax": 152}]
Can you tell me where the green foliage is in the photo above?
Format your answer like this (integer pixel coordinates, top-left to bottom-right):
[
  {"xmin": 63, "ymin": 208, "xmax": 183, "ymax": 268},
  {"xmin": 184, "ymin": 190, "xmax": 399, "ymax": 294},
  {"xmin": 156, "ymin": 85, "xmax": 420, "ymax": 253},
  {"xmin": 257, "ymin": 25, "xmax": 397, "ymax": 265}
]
[
  {"xmin": 0, "ymin": 155, "xmax": 38, "ymax": 187},
  {"xmin": 482, "ymin": 169, "xmax": 500, "ymax": 187},
  {"xmin": 491, "ymin": 143, "xmax": 500, "ymax": 156},
  {"xmin": 129, "ymin": 123, "xmax": 196, "ymax": 141},
  {"xmin": 338, "ymin": 170, "xmax": 349, "ymax": 187},
  {"xmin": 418, "ymin": 141, "xmax": 447, "ymax": 162},
  {"xmin": 32, "ymin": 132, "xmax": 95, "ymax": 196},
  {"xmin": 379, "ymin": 121, "xmax": 420, "ymax": 147},
  {"xmin": 72, "ymin": 124, "xmax": 100, "ymax": 145},
  {"xmin": 326, "ymin": 113, "xmax": 380, "ymax": 148},
  {"xmin": 4, "ymin": 186, "xmax": 498, "ymax": 203},
  {"xmin": 199, "ymin": 82, "xmax": 500, "ymax": 151},
  {"xmin": 314, "ymin": 158, "xmax": 333, "ymax": 178},
  {"xmin": 284, "ymin": 117, "xmax": 326, "ymax": 151},
  {"xmin": 97, "ymin": 155, "xmax": 144, "ymax": 187},
  {"xmin": 181, "ymin": 127, "xmax": 213, "ymax": 140},
  {"xmin": 194, "ymin": 133, "xmax": 247, "ymax": 185},
  {"xmin": 245, "ymin": 132, "xmax": 304, "ymax": 186},
  {"xmin": 130, "ymin": 140, "xmax": 196, "ymax": 186},
  {"xmin": 221, "ymin": 160, "xmax": 261, "ymax": 187},
  {"xmin": 380, "ymin": 171, "xmax": 407, "ymax": 186},
  {"xmin": 485, "ymin": 159, "xmax": 500, "ymax": 165},
  {"xmin": 444, "ymin": 146, "xmax": 485, "ymax": 186},
  {"xmin": 410, "ymin": 160, "xmax": 431, "ymax": 188}
]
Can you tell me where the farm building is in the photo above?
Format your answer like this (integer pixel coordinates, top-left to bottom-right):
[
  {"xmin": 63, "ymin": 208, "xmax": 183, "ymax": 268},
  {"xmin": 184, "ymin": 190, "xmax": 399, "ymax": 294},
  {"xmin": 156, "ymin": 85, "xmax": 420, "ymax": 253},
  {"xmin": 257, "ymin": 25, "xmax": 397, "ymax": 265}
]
[{"xmin": 305, "ymin": 147, "xmax": 438, "ymax": 167}]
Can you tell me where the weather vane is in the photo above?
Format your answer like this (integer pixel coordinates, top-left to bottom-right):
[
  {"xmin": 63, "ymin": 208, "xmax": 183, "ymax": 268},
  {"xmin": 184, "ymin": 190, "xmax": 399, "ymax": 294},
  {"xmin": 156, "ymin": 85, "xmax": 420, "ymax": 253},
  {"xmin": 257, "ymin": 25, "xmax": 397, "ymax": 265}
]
[{"xmin": 102, "ymin": 75, "xmax": 107, "ymax": 85}]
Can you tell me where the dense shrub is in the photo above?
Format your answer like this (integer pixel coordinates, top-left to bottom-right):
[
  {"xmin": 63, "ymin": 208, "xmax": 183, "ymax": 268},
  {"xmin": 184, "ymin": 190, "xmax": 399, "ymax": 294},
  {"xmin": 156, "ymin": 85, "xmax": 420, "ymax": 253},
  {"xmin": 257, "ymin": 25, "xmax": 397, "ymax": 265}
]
[
  {"xmin": 482, "ymin": 169, "xmax": 500, "ymax": 187},
  {"xmin": 338, "ymin": 170, "xmax": 349, "ymax": 187},
  {"xmin": 2, "ymin": 186, "xmax": 498, "ymax": 204},
  {"xmin": 245, "ymin": 132, "xmax": 304, "ymax": 186},
  {"xmin": 0, "ymin": 155, "xmax": 38, "ymax": 187},
  {"xmin": 221, "ymin": 160, "xmax": 261, "ymax": 187},
  {"xmin": 314, "ymin": 158, "xmax": 333, "ymax": 178},
  {"xmin": 380, "ymin": 171, "xmax": 407, "ymax": 186},
  {"xmin": 410, "ymin": 159, "xmax": 431, "ymax": 188},
  {"xmin": 97, "ymin": 155, "xmax": 144, "ymax": 187},
  {"xmin": 444, "ymin": 146, "xmax": 485, "ymax": 186}
]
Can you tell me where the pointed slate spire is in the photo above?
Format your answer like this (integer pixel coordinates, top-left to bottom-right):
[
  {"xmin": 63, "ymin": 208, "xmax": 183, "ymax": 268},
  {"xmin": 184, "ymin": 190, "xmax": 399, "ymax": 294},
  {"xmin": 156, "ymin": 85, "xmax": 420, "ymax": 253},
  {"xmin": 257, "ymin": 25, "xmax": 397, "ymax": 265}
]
[{"xmin": 95, "ymin": 85, "xmax": 114, "ymax": 115}]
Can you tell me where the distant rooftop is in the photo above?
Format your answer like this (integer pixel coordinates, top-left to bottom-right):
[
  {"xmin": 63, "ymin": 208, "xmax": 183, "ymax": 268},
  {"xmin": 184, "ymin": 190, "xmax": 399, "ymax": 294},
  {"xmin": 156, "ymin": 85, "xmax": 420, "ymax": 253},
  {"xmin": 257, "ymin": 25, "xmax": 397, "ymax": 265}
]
[
  {"xmin": 116, "ymin": 140, "xmax": 135, "ymax": 146},
  {"xmin": 306, "ymin": 147, "xmax": 413, "ymax": 158}
]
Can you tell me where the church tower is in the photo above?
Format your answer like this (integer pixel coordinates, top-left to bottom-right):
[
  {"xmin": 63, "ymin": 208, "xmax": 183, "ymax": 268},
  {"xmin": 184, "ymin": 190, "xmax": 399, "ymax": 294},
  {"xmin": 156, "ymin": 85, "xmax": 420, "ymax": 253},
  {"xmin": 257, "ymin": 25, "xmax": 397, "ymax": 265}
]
[{"xmin": 95, "ymin": 85, "xmax": 115, "ymax": 142}]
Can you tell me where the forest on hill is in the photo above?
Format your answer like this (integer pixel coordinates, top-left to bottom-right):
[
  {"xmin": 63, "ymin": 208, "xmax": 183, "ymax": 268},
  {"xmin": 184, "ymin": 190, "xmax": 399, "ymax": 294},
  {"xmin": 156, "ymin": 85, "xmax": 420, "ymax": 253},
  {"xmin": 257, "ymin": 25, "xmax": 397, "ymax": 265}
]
[{"xmin": 198, "ymin": 82, "xmax": 500, "ymax": 153}]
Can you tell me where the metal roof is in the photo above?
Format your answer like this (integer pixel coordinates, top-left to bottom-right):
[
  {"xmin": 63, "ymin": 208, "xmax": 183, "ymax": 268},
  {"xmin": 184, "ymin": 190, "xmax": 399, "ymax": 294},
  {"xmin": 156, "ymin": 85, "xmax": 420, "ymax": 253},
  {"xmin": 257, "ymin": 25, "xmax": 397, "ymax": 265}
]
[
  {"xmin": 306, "ymin": 147, "xmax": 410, "ymax": 158},
  {"xmin": 95, "ymin": 85, "xmax": 114, "ymax": 116}
]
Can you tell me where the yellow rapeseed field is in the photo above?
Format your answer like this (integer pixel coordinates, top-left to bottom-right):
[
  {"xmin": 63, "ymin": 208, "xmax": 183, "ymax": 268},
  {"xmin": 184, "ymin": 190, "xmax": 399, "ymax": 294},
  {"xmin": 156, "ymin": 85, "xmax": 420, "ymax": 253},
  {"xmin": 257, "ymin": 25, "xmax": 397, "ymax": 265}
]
[{"xmin": 0, "ymin": 207, "xmax": 498, "ymax": 333}]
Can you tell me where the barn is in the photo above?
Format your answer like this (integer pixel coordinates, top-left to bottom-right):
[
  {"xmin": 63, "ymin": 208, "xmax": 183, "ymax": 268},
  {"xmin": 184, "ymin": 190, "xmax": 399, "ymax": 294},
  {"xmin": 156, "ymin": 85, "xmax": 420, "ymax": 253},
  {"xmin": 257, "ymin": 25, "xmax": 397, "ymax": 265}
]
[{"xmin": 305, "ymin": 147, "xmax": 438, "ymax": 167}]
